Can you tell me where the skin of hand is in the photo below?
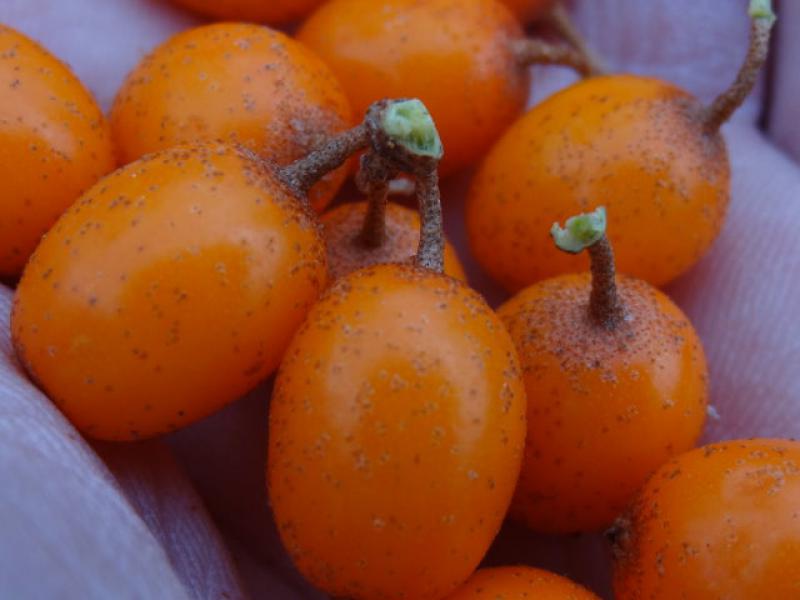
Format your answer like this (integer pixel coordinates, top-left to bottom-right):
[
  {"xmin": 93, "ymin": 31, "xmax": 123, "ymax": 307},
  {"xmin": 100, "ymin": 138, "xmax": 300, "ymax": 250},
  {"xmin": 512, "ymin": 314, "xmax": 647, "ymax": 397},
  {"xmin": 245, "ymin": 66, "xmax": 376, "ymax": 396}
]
[{"xmin": 1, "ymin": 0, "xmax": 798, "ymax": 598}]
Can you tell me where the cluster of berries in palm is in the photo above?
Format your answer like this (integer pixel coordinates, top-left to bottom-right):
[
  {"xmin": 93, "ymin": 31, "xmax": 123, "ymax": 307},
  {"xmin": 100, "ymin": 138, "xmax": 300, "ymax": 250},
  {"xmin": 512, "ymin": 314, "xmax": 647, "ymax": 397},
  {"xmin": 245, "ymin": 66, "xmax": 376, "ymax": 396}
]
[{"xmin": 3, "ymin": 0, "xmax": 798, "ymax": 598}]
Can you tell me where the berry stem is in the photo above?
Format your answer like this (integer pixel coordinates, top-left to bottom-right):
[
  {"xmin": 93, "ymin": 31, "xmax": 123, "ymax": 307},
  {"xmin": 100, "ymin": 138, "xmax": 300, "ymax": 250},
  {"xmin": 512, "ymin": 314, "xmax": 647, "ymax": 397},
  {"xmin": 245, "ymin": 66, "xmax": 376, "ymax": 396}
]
[
  {"xmin": 587, "ymin": 236, "xmax": 624, "ymax": 329},
  {"xmin": 546, "ymin": 2, "xmax": 606, "ymax": 76},
  {"xmin": 359, "ymin": 98, "xmax": 446, "ymax": 273},
  {"xmin": 551, "ymin": 207, "xmax": 626, "ymax": 330},
  {"xmin": 513, "ymin": 38, "xmax": 601, "ymax": 78},
  {"xmin": 703, "ymin": 0, "xmax": 776, "ymax": 132},
  {"xmin": 413, "ymin": 163, "xmax": 444, "ymax": 274},
  {"xmin": 355, "ymin": 151, "xmax": 397, "ymax": 248},
  {"xmin": 278, "ymin": 123, "xmax": 369, "ymax": 199}
]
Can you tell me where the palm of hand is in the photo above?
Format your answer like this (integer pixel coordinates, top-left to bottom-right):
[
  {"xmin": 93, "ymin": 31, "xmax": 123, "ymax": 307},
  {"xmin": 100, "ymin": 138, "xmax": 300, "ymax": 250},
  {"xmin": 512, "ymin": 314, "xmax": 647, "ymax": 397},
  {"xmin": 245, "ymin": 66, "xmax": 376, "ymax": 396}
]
[{"xmin": 0, "ymin": 1, "xmax": 798, "ymax": 598}]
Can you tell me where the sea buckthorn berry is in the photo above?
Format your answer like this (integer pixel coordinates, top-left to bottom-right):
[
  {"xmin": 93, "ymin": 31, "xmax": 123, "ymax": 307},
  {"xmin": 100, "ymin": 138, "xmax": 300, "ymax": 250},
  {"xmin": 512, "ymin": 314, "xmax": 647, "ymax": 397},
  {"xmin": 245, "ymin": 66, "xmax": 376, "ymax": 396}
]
[
  {"xmin": 297, "ymin": 0, "xmax": 532, "ymax": 177},
  {"xmin": 0, "ymin": 25, "xmax": 115, "ymax": 277},
  {"xmin": 611, "ymin": 439, "xmax": 800, "ymax": 599},
  {"xmin": 11, "ymin": 99, "xmax": 411, "ymax": 440},
  {"xmin": 468, "ymin": 0, "xmax": 775, "ymax": 290},
  {"xmin": 268, "ymin": 108, "xmax": 526, "ymax": 599},
  {"xmin": 498, "ymin": 208, "xmax": 708, "ymax": 533},
  {"xmin": 166, "ymin": 0, "xmax": 326, "ymax": 24},
  {"xmin": 110, "ymin": 22, "xmax": 352, "ymax": 211},
  {"xmin": 445, "ymin": 566, "xmax": 600, "ymax": 599},
  {"xmin": 298, "ymin": 0, "xmax": 601, "ymax": 177}
]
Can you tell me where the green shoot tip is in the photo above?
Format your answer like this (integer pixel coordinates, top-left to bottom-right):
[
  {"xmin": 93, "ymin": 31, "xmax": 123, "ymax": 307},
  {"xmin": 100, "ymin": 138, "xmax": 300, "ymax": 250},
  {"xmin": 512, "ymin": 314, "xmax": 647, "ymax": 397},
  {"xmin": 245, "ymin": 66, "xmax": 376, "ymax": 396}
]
[
  {"xmin": 551, "ymin": 207, "xmax": 607, "ymax": 254},
  {"xmin": 749, "ymin": 0, "xmax": 776, "ymax": 23},
  {"xmin": 382, "ymin": 99, "xmax": 444, "ymax": 159}
]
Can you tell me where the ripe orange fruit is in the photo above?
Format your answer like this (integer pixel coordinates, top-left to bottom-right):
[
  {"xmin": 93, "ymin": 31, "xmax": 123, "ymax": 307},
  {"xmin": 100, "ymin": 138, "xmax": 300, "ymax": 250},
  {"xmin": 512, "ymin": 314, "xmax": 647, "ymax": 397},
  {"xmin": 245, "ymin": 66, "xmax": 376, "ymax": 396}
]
[
  {"xmin": 298, "ymin": 0, "xmax": 529, "ymax": 177},
  {"xmin": 268, "ymin": 107, "xmax": 527, "ymax": 599},
  {"xmin": 111, "ymin": 23, "xmax": 352, "ymax": 211},
  {"xmin": 269, "ymin": 265, "xmax": 527, "ymax": 599},
  {"xmin": 446, "ymin": 566, "xmax": 600, "ymax": 599},
  {"xmin": 612, "ymin": 439, "xmax": 800, "ymax": 599},
  {"xmin": 498, "ymin": 208, "xmax": 708, "ymax": 532},
  {"xmin": 467, "ymin": 1, "xmax": 775, "ymax": 289},
  {"xmin": 12, "ymin": 97, "xmax": 419, "ymax": 440},
  {"xmin": 0, "ymin": 25, "xmax": 115, "ymax": 277},
  {"xmin": 11, "ymin": 143, "xmax": 326, "ymax": 440},
  {"xmin": 166, "ymin": 0, "xmax": 326, "ymax": 24}
]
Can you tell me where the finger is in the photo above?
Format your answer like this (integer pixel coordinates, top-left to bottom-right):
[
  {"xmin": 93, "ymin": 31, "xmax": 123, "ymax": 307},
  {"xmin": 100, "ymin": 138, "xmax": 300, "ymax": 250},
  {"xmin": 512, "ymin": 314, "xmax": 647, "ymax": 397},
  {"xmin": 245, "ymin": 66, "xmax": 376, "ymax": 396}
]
[
  {"xmin": 0, "ymin": 286, "xmax": 191, "ymax": 599},
  {"xmin": 95, "ymin": 440, "xmax": 247, "ymax": 599},
  {"xmin": 668, "ymin": 123, "xmax": 800, "ymax": 441},
  {"xmin": 767, "ymin": 0, "xmax": 800, "ymax": 161}
]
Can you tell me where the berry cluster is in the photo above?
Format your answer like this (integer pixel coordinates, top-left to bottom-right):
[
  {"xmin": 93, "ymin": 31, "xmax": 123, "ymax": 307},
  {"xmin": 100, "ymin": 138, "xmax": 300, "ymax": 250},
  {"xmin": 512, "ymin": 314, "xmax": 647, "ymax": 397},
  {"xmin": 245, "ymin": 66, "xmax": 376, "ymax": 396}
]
[{"xmin": 2, "ymin": 0, "xmax": 797, "ymax": 598}]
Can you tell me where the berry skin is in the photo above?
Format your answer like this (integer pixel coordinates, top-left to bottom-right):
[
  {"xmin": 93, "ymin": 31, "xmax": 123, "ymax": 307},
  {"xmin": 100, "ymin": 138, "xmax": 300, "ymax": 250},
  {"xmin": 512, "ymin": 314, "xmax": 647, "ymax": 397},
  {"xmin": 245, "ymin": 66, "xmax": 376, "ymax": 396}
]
[
  {"xmin": 612, "ymin": 439, "xmax": 800, "ymax": 600},
  {"xmin": 0, "ymin": 25, "xmax": 115, "ymax": 277},
  {"xmin": 11, "ymin": 143, "xmax": 326, "ymax": 441},
  {"xmin": 498, "ymin": 209, "xmax": 708, "ymax": 533},
  {"xmin": 500, "ymin": 272, "xmax": 708, "ymax": 532},
  {"xmin": 166, "ymin": 0, "xmax": 326, "ymax": 24},
  {"xmin": 111, "ymin": 23, "xmax": 352, "ymax": 211},
  {"xmin": 268, "ymin": 265, "xmax": 527, "ymax": 600},
  {"xmin": 468, "ymin": 75, "xmax": 729, "ymax": 290},
  {"xmin": 445, "ymin": 566, "xmax": 600, "ymax": 599},
  {"xmin": 297, "ymin": 0, "xmax": 529, "ymax": 177},
  {"xmin": 468, "ymin": 3, "xmax": 775, "ymax": 289},
  {"xmin": 321, "ymin": 200, "xmax": 466, "ymax": 281}
]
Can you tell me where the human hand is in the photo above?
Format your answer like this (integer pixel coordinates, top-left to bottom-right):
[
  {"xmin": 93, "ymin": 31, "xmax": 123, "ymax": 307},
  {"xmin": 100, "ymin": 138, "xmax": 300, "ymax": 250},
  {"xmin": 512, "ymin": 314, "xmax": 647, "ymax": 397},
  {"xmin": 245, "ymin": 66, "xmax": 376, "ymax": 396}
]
[{"xmin": 1, "ymin": 1, "xmax": 798, "ymax": 598}]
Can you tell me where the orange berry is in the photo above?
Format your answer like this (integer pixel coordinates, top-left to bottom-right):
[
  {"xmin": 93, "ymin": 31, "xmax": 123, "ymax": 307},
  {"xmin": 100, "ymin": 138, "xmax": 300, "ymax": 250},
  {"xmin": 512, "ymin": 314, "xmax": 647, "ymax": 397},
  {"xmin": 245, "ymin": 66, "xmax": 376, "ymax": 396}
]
[
  {"xmin": 166, "ymin": 0, "xmax": 326, "ymax": 24},
  {"xmin": 498, "ymin": 208, "xmax": 708, "ymax": 532},
  {"xmin": 11, "ymin": 143, "xmax": 326, "ymax": 440},
  {"xmin": 611, "ymin": 439, "xmax": 800, "ymax": 599},
  {"xmin": 268, "ymin": 265, "xmax": 526, "ymax": 599},
  {"xmin": 0, "ymin": 25, "xmax": 115, "ymax": 277},
  {"xmin": 111, "ymin": 23, "xmax": 352, "ymax": 211},
  {"xmin": 321, "ymin": 200, "xmax": 466, "ymax": 281},
  {"xmin": 468, "ymin": 4, "xmax": 775, "ymax": 289},
  {"xmin": 268, "ymin": 115, "xmax": 526, "ymax": 599},
  {"xmin": 11, "ymin": 97, "xmax": 453, "ymax": 439},
  {"xmin": 298, "ymin": 0, "xmax": 529, "ymax": 177},
  {"xmin": 445, "ymin": 566, "xmax": 600, "ymax": 599}
]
